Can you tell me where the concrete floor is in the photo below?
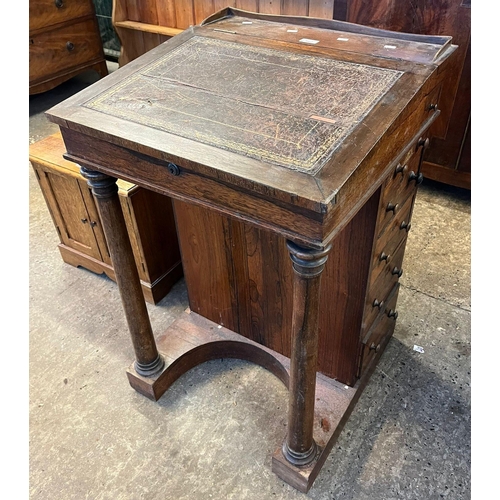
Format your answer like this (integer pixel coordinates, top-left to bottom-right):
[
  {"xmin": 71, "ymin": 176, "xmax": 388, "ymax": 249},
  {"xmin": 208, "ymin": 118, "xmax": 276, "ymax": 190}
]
[{"xmin": 28, "ymin": 62, "xmax": 471, "ymax": 499}]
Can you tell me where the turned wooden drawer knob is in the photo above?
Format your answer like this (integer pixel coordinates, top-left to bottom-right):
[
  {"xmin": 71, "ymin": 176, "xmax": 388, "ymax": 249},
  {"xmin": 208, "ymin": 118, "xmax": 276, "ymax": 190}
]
[
  {"xmin": 400, "ymin": 220, "xmax": 411, "ymax": 232},
  {"xmin": 372, "ymin": 299, "xmax": 384, "ymax": 309},
  {"xmin": 408, "ymin": 171, "xmax": 423, "ymax": 185},
  {"xmin": 417, "ymin": 137, "xmax": 430, "ymax": 149},
  {"xmin": 386, "ymin": 202, "xmax": 399, "ymax": 214},
  {"xmin": 379, "ymin": 251, "xmax": 390, "ymax": 262},
  {"xmin": 66, "ymin": 41, "xmax": 75, "ymax": 52},
  {"xmin": 392, "ymin": 267, "xmax": 403, "ymax": 278},
  {"xmin": 55, "ymin": 0, "xmax": 64, "ymax": 8},
  {"xmin": 388, "ymin": 309, "xmax": 398, "ymax": 320},
  {"xmin": 370, "ymin": 342, "xmax": 381, "ymax": 352},
  {"xmin": 395, "ymin": 163, "xmax": 407, "ymax": 176}
]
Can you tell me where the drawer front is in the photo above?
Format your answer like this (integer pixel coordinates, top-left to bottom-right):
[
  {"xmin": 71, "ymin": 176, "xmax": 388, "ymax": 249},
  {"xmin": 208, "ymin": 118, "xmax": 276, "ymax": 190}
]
[
  {"xmin": 29, "ymin": 18, "xmax": 103, "ymax": 83},
  {"xmin": 378, "ymin": 143, "xmax": 422, "ymax": 234},
  {"xmin": 363, "ymin": 238, "xmax": 406, "ymax": 331},
  {"xmin": 30, "ymin": 0, "xmax": 94, "ymax": 32},
  {"xmin": 408, "ymin": 82, "xmax": 442, "ymax": 140},
  {"xmin": 359, "ymin": 284, "xmax": 400, "ymax": 376},
  {"xmin": 369, "ymin": 193, "xmax": 414, "ymax": 289},
  {"xmin": 369, "ymin": 236, "xmax": 406, "ymax": 293}
]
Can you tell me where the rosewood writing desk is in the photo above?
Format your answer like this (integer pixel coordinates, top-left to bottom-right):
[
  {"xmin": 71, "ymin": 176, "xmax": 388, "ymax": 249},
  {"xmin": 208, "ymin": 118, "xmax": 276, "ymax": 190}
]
[{"xmin": 45, "ymin": 8, "xmax": 457, "ymax": 493}]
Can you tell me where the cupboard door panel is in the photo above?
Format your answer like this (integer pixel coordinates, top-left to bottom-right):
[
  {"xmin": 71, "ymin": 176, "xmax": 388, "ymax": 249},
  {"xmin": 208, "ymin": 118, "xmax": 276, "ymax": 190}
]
[{"xmin": 36, "ymin": 169, "xmax": 103, "ymax": 260}]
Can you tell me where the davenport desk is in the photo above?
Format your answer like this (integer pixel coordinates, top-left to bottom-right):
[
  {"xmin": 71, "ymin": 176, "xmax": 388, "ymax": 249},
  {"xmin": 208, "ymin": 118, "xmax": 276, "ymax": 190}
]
[{"xmin": 45, "ymin": 8, "xmax": 457, "ymax": 493}]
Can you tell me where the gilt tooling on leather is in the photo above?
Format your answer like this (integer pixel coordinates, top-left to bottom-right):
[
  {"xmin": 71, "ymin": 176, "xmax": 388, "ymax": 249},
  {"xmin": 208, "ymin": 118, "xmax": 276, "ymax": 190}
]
[{"xmin": 85, "ymin": 36, "xmax": 402, "ymax": 174}]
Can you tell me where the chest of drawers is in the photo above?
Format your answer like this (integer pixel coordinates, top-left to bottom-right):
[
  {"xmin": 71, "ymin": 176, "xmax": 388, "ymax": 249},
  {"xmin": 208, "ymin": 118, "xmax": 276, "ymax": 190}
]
[{"xmin": 29, "ymin": 0, "xmax": 108, "ymax": 94}]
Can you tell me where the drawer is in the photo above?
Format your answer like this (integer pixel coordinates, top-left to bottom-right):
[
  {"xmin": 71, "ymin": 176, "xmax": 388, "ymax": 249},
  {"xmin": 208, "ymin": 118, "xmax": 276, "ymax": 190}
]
[
  {"xmin": 378, "ymin": 138, "xmax": 424, "ymax": 234},
  {"xmin": 363, "ymin": 238, "xmax": 406, "ymax": 332},
  {"xmin": 359, "ymin": 283, "xmax": 400, "ymax": 377},
  {"xmin": 408, "ymin": 82, "xmax": 442, "ymax": 140},
  {"xmin": 369, "ymin": 193, "xmax": 414, "ymax": 288},
  {"xmin": 30, "ymin": 0, "xmax": 94, "ymax": 33},
  {"xmin": 29, "ymin": 18, "xmax": 103, "ymax": 84},
  {"xmin": 369, "ymin": 236, "xmax": 406, "ymax": 292}
]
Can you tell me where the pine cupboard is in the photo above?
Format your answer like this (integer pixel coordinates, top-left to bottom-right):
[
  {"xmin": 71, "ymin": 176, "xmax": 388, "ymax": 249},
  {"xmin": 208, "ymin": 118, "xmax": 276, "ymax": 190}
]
[{"xmin": 29, "ymin": 133, "xmax": 183, "ymax": 304}]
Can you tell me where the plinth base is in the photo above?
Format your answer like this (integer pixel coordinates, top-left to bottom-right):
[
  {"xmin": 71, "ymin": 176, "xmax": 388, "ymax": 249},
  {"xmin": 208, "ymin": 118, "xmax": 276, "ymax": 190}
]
[{"xmin": 126, "ymin": 309, "xmax": 375, "ymax": 492}]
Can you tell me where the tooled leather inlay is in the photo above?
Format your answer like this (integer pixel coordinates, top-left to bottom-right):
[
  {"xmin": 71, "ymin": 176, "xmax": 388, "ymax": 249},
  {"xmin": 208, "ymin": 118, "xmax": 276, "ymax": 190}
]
[{"xmin": 84, "ymin": 37, "xmax": 402, "ymax": 173}]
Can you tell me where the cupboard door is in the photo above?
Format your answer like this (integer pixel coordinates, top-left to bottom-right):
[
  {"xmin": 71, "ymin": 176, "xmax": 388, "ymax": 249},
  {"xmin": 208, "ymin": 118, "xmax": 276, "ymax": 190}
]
[
  {"xmin": 35, "ymin": 167, "xmax": 103, "ymax": 261},
  {"xmin": 79, "ymin": 182, "xmax": 113, "ymax": 266}
]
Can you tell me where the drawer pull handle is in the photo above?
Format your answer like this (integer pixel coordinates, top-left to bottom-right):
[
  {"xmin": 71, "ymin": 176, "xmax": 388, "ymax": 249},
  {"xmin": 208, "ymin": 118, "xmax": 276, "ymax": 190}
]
[
  {"xmin": 379, "ymin": 252, "xmax": 390, "ymax": 262},
  {"xmin": 408, "ymin": 171, "xmax": 423, "ymax": 185},
  {"xmin": 400, "ymin": 220, "xmax": 411, "ymax": 232},
  {"xmin": 66, "ymin": 41, "xmax": 75, "ymax": 52},
  {"xmin": 55, "ymin": 0, "xmax": 64, "ymax": 8},
  {"xmin": 395, "ymin": 163, "xmax": 407, "ymax": 176},
  {"xmin": 90, "ymin": 221, "xmax": 97, "ymax": 228},
  {"xmin": 167, "ymin": 162, "xmax": 180, "ymax": 176},
  {"xmin": 388, "ymin": 309, "xmax": 398, "ymax": 320},
  {"xmin": 369, "ymin": 342, "xmax": 381, "ymax": 352},
  {"xmin": 386, "ymin": 202, "xmax": 399, "ymax": 214},
  {"xmin": 392, "ymin": 267, "xmax": 403, "ymax": 278},
  {"xmin": 428, "ymin": 103, "xmax": 438, "ymax": 112},
  {"xmin": 372, "ymin": 299, "xmax": 384, "ymax": 310},
  {"xmin": 81, "ymin": 218, "xmax": 88, "ymax": 224}
]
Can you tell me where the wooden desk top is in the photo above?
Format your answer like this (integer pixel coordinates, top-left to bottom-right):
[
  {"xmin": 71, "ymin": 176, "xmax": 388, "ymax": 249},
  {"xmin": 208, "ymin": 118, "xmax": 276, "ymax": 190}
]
[{"xmin": 46, "ymin": 8, "xmax": 456, "ymax": 247}]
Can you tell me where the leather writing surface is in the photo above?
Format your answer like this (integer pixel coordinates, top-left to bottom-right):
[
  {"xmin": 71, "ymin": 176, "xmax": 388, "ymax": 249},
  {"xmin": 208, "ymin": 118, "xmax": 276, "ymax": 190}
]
[{"xmin": 84, "ymin": 36, "xmax": 402, "ymax": 173}]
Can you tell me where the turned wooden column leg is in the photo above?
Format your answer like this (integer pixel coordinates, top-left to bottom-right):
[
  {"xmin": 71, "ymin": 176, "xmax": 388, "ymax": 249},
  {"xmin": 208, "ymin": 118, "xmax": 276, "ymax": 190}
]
[
  {"xmin": 282, "ymin": 240, "xmax": 332, "ymax": 466},
  {"xmin": 80, "ymin": 167, "xmax": 165, "ymax": 377}
]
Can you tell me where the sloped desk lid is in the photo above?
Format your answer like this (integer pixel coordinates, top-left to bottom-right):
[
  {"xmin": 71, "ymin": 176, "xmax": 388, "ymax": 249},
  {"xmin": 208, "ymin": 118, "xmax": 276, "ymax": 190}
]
[{"xmin": 46, "ymin": 8, "xmax": 456, "ymax": 215}]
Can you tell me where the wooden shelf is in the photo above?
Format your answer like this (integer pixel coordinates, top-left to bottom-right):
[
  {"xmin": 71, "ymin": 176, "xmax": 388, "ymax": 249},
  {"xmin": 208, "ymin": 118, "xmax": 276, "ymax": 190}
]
[{"xmin": 114, "ymin": 20, "xmax": 183, "ymax": 38}]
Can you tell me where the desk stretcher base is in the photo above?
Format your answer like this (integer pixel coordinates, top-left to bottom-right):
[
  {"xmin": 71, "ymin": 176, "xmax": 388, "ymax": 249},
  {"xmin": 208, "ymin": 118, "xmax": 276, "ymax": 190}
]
[{"xmin": 126, "ymin": 309, "xmax": 385, "ymax": 492}]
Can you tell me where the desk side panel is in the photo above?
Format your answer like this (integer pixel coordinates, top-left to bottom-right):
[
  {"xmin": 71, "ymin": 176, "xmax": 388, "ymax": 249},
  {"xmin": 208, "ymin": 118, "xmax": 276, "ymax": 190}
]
[{"xmin": 174, "ymin": 190, "xmax": 379, "ymax": 385}]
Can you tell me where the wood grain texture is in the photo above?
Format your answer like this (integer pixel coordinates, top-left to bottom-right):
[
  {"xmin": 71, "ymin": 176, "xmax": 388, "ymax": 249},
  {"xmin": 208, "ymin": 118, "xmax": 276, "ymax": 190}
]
[
  {"xmin": 193, "ymin": 0, "xmax": 214, "ymax": 24},
  {"xmin": 30, "ymin": 19, "xmax": 103, "ymax": 82},
  {"xmin": 44, "ymin": 11, "xmax": 457, "ymax": 492},
  {"xmin": 29, "ymin": 0, "xmax": 93, "ymax": 33},
  {"xmin": 110, "ymin": 0, "xmax": 374, "ymax": 67},
  {"xmin": 309, "ymin": 0, "xmax": 335, "ymax": 19},
  {"xmin": 48, "ymin": 17, "xmax": 450, "ymax": 250},
  {"xmin": 29, "ymin": 0, "xmax": 107, "ymax": 93},
  {"xmin": 30, "ymin": 133, "xmax": 183, "ymax": 305},
  {"xmin": 156, "ymin": 0, "xmax": 177, "ymax": 27},
  {"xmin": 175, "ymin": 0, "xmax": 195, "ymax": 28},
  {"xmin": 346, "ymin": 0, "xmax": 470, "ymax": 188},
  {"xmin": 172, "ymin": 200, "xmax": 240, "ymax": 332},
  {"xmin": 80, "ymin": 168, "xmax": 163, "ymax": 373},
  {"xmin": 258, "ymin": 0, "xmax": 281, "ymax": 14},
  {"xmin": 175, "ymin": 189, "xmax": 378, "ymax": 385}
]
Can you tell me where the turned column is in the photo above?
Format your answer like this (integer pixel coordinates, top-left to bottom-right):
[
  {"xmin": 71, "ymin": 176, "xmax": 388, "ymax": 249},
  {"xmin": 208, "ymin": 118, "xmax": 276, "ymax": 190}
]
[
  {"xmin": 80, "ymin": 167, "xmax": 165, "ymax": 377},
  {"xmin": 283, "ymin": 240, "xmax": 332, "ymax": 466}
]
